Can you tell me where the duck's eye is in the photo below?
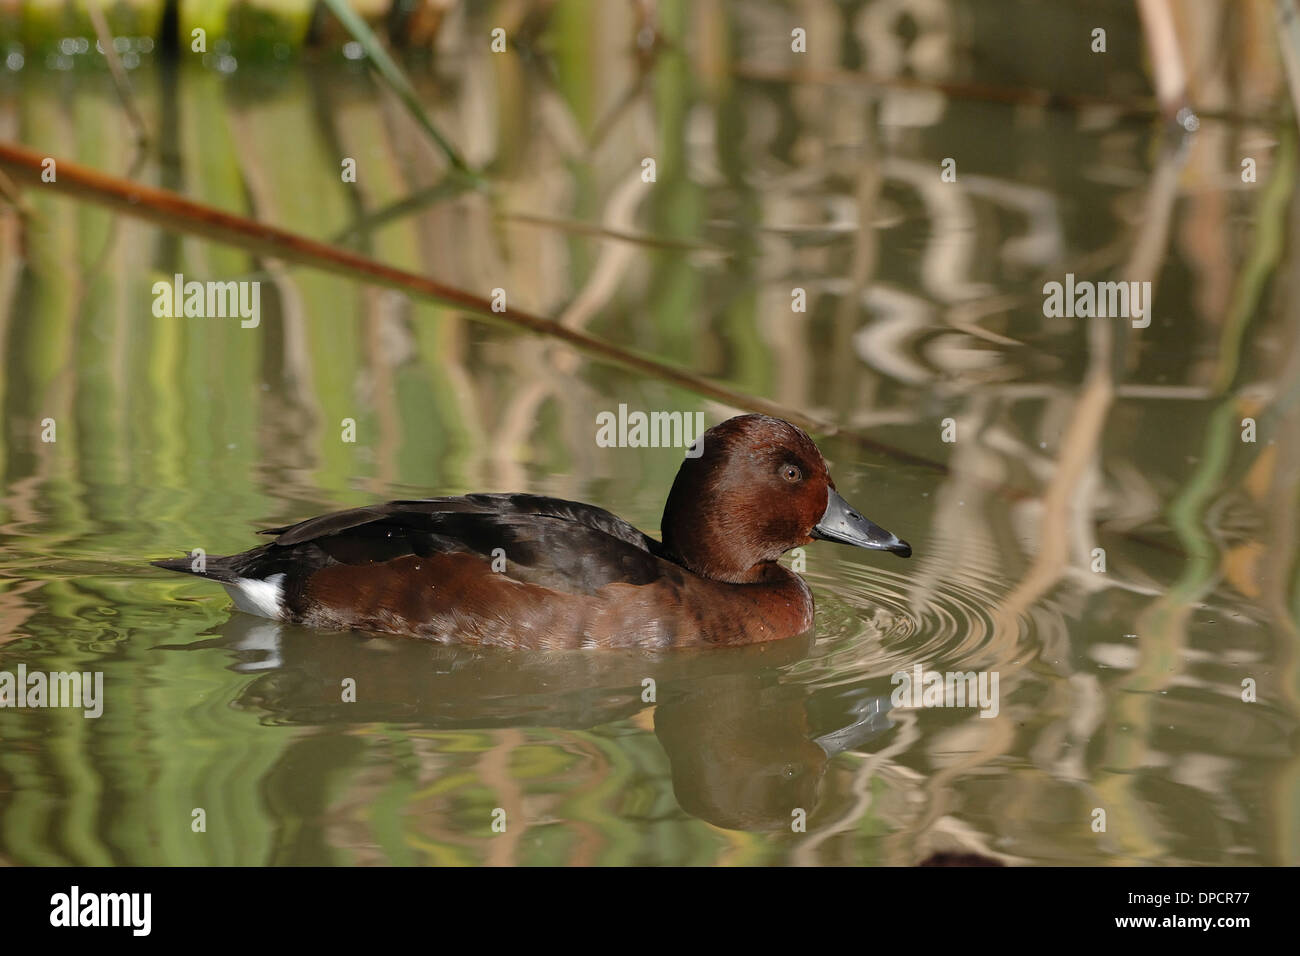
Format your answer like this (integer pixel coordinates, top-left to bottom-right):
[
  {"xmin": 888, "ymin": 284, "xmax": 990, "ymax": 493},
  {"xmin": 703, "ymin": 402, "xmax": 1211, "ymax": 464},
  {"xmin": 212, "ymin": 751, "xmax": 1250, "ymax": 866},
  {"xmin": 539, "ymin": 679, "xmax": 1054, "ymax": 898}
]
[{"xmin": 780, "ymin": 464, "xmax": 803, "ymax": 483}]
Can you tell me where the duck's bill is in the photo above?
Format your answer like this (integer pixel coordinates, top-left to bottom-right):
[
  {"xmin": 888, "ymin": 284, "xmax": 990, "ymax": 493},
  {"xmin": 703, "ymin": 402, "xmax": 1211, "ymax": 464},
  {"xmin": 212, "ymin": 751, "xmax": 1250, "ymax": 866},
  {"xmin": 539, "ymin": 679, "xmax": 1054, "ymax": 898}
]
[{"xmin": 811, "ymin": 489, "xmax": 912, "ymax": 558}]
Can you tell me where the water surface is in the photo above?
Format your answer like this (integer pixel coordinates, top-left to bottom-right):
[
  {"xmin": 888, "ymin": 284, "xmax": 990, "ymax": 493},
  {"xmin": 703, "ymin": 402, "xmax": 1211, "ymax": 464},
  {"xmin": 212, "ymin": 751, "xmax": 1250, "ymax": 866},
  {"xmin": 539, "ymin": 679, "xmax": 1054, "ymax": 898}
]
[{"xmin": 0, "ymin": 1, "xmax": 1297, "ymax": 865}]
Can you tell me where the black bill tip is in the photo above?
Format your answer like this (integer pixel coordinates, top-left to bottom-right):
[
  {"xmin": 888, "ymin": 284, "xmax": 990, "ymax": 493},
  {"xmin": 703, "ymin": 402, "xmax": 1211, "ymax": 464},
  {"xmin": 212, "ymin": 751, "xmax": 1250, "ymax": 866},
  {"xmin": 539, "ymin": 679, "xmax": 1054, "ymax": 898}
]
[{"xmin": 811, "ymin": 489, "xmax": 911, "ymax": 558}]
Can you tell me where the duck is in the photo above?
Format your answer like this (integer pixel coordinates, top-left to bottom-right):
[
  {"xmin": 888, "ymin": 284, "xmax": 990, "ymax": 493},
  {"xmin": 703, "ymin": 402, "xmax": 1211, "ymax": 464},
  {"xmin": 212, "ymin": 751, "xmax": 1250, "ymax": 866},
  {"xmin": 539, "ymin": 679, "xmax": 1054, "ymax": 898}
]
[{"xmin": 152, "ymin": 414, "xmax": 911, "ymax": 649}]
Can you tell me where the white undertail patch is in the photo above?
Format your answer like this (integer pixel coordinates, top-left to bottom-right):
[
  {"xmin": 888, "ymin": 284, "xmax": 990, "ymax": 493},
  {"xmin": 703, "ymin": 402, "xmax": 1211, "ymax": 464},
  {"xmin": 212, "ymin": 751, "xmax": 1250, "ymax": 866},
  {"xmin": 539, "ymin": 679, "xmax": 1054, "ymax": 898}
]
[{"xmin": 222, "ymin": 573, "xmax": 286, "ymax": 620}]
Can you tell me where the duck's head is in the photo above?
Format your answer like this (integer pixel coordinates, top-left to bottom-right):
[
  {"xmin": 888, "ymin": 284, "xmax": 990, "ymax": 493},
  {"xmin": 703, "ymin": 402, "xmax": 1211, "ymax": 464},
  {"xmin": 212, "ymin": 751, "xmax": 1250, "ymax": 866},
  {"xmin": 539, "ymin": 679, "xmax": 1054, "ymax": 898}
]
[{"xmin": 660, "ymin": 414, "xmax": 911, "ymax": 584}]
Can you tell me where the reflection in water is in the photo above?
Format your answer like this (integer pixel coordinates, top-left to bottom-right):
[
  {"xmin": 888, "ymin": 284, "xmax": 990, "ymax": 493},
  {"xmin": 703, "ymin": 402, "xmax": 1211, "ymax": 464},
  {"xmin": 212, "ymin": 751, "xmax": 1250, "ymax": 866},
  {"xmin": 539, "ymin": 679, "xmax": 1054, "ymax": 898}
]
[
  {"xmin": 190, "ymin": 617, "xmax": 894, "ymax": 833},
  {"xmin": 655, "ymin": 678, "xmax": 833, "ymax": 833},
  {"xmin": 0, "ymin": 0, "xmax": 1297, "ymax": 865}
]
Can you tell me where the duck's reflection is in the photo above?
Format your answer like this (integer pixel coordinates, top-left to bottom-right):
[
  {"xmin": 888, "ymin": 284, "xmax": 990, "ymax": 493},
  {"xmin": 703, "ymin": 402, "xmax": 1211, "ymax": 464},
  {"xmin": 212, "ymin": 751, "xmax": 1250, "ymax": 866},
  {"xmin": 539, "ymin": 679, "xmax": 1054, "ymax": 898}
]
[
  {"xmin": 182, "ymin": 616, "xmax": 896, "ymax": 832},
  {"xmin": 652, "ymin": 676, "xmax": 892, "ymax": 830}
]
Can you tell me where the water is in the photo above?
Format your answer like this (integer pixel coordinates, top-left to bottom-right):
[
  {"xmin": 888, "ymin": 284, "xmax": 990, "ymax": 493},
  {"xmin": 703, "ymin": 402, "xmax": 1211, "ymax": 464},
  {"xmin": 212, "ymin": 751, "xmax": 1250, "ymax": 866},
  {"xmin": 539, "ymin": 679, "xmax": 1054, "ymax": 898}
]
[{"xmin": 0, "ymin": 1, "xmax": 1297, "ymax": 865}]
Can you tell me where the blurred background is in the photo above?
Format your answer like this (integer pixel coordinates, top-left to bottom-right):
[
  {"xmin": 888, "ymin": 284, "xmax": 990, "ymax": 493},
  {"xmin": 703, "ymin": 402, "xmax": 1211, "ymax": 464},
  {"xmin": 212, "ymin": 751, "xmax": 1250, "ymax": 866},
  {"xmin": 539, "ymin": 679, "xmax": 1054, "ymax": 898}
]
[{"xmin": 0, "ymin": 0, "xmax": 1297, "ymax": 865}]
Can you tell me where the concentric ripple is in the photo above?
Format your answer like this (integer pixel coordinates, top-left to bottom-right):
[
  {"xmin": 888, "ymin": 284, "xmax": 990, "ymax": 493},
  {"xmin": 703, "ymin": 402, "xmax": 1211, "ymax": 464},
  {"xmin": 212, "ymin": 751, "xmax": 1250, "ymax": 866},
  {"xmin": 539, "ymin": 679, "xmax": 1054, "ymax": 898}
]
[{"xmin": 785, "ymin": 549, "xmax": 1033, "ymax": 690}]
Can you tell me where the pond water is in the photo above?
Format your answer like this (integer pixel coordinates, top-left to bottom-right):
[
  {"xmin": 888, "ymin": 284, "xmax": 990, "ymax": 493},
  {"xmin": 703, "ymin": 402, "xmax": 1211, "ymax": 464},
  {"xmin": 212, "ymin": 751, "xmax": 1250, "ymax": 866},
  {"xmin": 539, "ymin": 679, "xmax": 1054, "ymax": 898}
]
[{"xmin": 0, "ymin": 1, "xmax": 1297, "ymax": 865}]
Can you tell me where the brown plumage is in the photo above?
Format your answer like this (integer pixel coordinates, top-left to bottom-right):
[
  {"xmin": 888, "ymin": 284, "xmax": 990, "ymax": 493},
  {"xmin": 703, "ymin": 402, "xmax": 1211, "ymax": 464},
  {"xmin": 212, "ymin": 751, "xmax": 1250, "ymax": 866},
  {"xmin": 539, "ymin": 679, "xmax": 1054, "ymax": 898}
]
[{"xmin": 153, "ymin": 415, "xmax": 911, "ymax": 649}]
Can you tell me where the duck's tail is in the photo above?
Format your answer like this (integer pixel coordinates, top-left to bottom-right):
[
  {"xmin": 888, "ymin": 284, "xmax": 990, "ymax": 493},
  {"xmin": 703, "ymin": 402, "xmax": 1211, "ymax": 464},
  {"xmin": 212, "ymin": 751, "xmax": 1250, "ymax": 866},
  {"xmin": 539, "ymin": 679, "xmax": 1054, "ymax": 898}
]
[
  {"xmin": 151, "ymin": 553, "xmax": 246, "ymax": 583},
  {"xmin": 152, "ymin": 548, "xmax": 288, "ymax": 620}
]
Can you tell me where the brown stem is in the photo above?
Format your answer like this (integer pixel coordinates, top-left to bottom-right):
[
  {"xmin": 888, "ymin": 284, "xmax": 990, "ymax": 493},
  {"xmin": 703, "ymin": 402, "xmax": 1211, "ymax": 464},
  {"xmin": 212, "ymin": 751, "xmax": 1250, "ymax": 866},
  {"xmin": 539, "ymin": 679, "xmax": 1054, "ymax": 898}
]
[{"xmin": 0, "ymin": 139, "xmax": 939, "ymax": 469}]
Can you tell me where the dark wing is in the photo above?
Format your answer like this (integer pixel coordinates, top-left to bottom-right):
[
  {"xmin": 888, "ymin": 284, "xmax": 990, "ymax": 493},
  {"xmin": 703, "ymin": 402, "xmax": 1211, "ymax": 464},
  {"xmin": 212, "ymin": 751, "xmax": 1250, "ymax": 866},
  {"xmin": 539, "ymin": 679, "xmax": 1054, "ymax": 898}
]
[
  {"xmin": 261, "ymin": 494, "xmax": 653, "ymax": 548},
  {"xmin": 256, "ymin": 493, "xmax": 672, "ymax": 594}
]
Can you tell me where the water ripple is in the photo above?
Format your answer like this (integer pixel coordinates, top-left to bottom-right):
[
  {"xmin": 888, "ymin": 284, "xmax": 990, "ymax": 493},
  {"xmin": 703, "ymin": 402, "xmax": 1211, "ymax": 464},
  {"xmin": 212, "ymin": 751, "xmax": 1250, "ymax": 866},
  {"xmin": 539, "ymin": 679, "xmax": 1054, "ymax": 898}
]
[{"xmin": 789, "ymin": 555, "xmax": 1030, "ymax": 690}]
